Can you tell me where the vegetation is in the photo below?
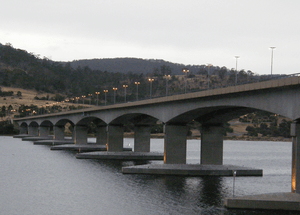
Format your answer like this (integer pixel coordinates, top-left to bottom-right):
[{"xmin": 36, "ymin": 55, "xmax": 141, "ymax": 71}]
[{"xmin": 241, "ymin": 111, "xmax": 292, "ymax": 138}]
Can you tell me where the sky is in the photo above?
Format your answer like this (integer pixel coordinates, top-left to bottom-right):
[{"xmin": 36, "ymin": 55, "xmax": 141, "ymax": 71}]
[{"xmin": 1, "ymin": 0, "xmax": 299, "ymax": 75}]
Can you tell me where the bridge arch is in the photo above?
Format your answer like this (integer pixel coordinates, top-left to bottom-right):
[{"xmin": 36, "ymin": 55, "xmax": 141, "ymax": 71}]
[
  {"xmin": 19, "ymin": 122, "xmax": 28, "ymax": 134},
  {"xmin": 109, "ymin": 113, "xmax": 159, "ymax": 126},
  {"xmin": 166, "ymin": 105, "xmax": 273, "ymax": 125}
]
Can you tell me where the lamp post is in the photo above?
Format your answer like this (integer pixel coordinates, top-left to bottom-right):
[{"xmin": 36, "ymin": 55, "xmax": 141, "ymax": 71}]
[
  {"xmin": 113, "ymin": 87, "xmax": 118, "ymax": 104},
  {"xmin": 134, "ymin": 82, "xmax": 140, "ymax": 101},
  {"xmin": 75, "ymin": 97, "xmax": 80, "ymax": 109},
  {"xmin": 235, "ymin": 56, "xmax": 240, "ymax": 85},
  {"xmin": 123, "ymin": 84, "xmax": 128, "ymax": 103},
  {"xmin": 207, "ymin": 64, "xmax": 212, "ymax": 89},
  {"xmin": 148, "ymin": 78, "xmax": 154, "ymax": 99},
  {"xmin": 95, "ymin": 92, "xmax": 100, "ymax": 106},
  {"xmin": 270, "ymin": 47, "xmax": 276, "ymax": 78},
  {"xmin": 88, "ymin": 94, "xmax": 92, "ymax": 105},
  {"xmin": 182, "ymin": 68, "xmax": 189, "ymax": 93},
  {"xmin": 164, "ymin": 75, "xmax": 171, "ymax": 96},
  {"xmin": 81, "ymin": 95, "xmax": 86, "ymax": 104},
  {"xmin": 103, "ymin": 90, "xmax": 108, "ymax": 105}
]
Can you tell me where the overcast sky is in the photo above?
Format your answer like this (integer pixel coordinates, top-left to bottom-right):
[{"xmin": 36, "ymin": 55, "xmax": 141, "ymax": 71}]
[{"xmin": 1, "ymin": 0, "xmax": 299, "ymax": 75}]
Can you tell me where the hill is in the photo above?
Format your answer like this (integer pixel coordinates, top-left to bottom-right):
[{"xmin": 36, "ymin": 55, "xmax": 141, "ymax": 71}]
[{"xmin": 69, "ymin": 58, "xmax": 206, "ymax": 75}]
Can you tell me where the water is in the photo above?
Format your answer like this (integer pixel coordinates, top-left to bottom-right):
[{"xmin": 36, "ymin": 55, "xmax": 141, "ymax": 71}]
[{"xmin": 0, "ymin": 136, "xmax": 297, "ymax": 215}]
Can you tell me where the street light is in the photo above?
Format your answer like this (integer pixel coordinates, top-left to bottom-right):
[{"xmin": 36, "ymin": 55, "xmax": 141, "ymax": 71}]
[
  {"xmin": 270, "ymin": 47, "xmax": 276, "ymax": 77},
  {"xmin": 113, "ymin": 87, "xmax": 118, "ymax": 104},
  {"xmin": 164, "ymin": 75, "xmax": 171, "ymax": 96},
  {"xmin": 75, "ymin": 97, "xmax": 80, "ymax": 109},
  {"xmin": 103, "ymin": 90, "xmax": 108, "ymax": 105},
  {"xmin": 134, "ymin": 82, "xmax": 140, "ymax": 101},
  {"xmin": 148, "ymin": 78, "xmax": 154, "ymax": 99},
  {"xmin": 81, "ymin": 95, "xmax": 86, "ymax": 104},
  {"xmin": 123, "ymin": 84, "xmax": 128, "ymax": 103},
  {"xmin": 88, "ymin": 94, "xmax": 92, "ymax": 105},
  {"xmin": 95, "ymin": 92, "xmax": 100, "ymax": 106},
  {"xmin": 206, "ymin": 64, "xmax": 212, "ymax": 89},
  {"xmin": 235, "ymin": 56, "xmax": 240, "ymax": 85},
  {"xmin": 182, "ymin": 68, "xmax": 189, "ymax": 93}
]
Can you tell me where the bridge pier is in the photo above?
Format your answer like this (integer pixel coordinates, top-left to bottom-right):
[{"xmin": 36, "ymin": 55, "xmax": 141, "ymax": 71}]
[
  {"xmin": 28, "ymin": 125, "xmax": 39, "ymax": 136},
  {"xmin": 200, "ymin": 124, "xmax": 224, "ymax": 165},
  {"xmin": 291, "ymin": 122, "xmax": 300, "ymax": 193},
  {"xmin": 134, "ymin": 125, "xmax": 151, "ymax": 152},
  {"xmin": 39, "ymin": 126, "xmax": 50, "ymax": 137},
  {"xmin": 74, "ymin": 125, "xmax": 88, "ymax": 144},
  {"xmin": 164, "ymin": 124, "xmax": 188, "ymax": 164},
  {"xmin": 96, "ymin": 126, "xmax": 107, "ymax": 145},
  {"xmin": 54, "ymin": 125, "xmax": 65, "ymax": 140},
  {"xmin": 19, "ymin": 125, "xmax": 28, "ymax": 134},
  {"xmin": 107, "ymin": 125, "xmax": 124, "ymax": 151}
]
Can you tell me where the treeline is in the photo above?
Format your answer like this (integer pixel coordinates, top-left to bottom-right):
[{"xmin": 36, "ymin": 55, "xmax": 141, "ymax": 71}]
[{"xmin": 240, "ymin": 111, "xmax": 292, "ymax": 138}]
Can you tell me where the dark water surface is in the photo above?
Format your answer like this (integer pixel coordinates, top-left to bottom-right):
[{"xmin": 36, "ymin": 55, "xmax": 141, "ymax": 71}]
[{"xmin": 0, "ymin": 136, "xmax": 298, "ymax": 215}]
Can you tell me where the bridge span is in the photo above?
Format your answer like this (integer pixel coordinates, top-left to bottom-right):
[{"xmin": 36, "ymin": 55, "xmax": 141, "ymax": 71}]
[{"xmin": 14, "ymin": 76, "xmax": 300, "ymax": 195}]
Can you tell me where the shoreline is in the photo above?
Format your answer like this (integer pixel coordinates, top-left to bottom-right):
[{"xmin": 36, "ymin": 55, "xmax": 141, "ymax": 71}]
[{"xmin": 123, "ymin": 133, "xmax": 292, "ymax": 142}]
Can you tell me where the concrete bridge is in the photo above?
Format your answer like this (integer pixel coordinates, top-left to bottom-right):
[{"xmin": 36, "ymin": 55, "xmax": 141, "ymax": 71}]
[{"xmin": 14, "ymin": 76, "xmax": 300, "ymax": 197}]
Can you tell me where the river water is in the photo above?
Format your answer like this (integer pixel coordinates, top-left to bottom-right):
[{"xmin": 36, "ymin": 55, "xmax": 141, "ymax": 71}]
[{"xmin": 0, "ymin": 136, "xmax": 298, "ymax": 215}]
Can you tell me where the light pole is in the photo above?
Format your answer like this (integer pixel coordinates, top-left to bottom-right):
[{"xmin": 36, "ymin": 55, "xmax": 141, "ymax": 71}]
[
  {"xmin": 270, "ymin": 47, "xmax": 276, "ymax": 78},
  {"xmin": 123, "ymin": 84, "xmax": 128, "ymax": 103},
  {"xmin": 148, "ymin": 78, "xmax": 154, "ymax": 99},
  {"xmin": 75, "ymin": 97, "xmax": 80, "ymax": 109},
  {"xmin": 164, "ymin": 75, "xmax": 171, "ymax": 96},
  {"xmin": 81, "ymin": 95, "xmax": 86, "ymax": 104},
  {"xmin": 207, "ymin": 64, "xmax": 212, "ymax": 89},
  {"xmin": 88, "ymin": 94, "xmax": 92, "ymax": 105},
  {"xmin": 113, "ymin": 87, "xmax": 118, "ymax": 104},
  {"xmin": 182, "ymin": 68, "xmax": 189, "ymax": 93},
  {"xmin": 95, "ymin": 92, "xmax": 100, "ymax": 106},
  {"xmin": 235, "ymin": 56, "xmax": 240, "ymax": 85},
  {"xmin": 134, "ymin": 82, "xmax": 140, "ymax": 101},
  {"xmin": 103, "ymin": 90, "xmax": 108, "ymax": 105}
]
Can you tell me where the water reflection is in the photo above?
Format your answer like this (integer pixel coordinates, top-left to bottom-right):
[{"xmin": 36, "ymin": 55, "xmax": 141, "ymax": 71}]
[{"xmin": 199, "ymin": 177, "xmax": 224, "ymax": 206}]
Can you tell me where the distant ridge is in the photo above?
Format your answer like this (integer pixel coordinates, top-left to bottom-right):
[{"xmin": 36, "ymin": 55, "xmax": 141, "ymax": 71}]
[{"xmin": 69, "ymin": 57, "xmax": 206, "ymax": 75}]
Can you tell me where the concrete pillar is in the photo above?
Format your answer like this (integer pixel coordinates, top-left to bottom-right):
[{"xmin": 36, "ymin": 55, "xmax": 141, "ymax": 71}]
[
  {"xmin": 291, "ymin": 122, "xmax": 300, "ymax": 193},
  {"xmin": 164, "ymin": 125, "xmax": 188, "ymax": 164},
  {"xmin": 107, "ymin": 125, "xmax": 124, "ymax": 151},
  {"xmin": 20, "ymin": 126, "xmax": 28, "ymax": 134},
  {"xmin": 39, "ymin": 126, "xmax": 50, "ymax": 137},
  {"xmin": 54, "ymin": 125, "xmax": 65, "ymax": 140},
  {"xmin": 201, "ymin": 124, "xmax": 224, "ymax": 165},
  {"xmin": 134, "ymin": 125, "xmax": 151, "ymax": 152},
  {"xmin": 74, "ymin": 125, "xmax": 88, "ymax": 145},
  {"xmin": 96, "ymin": 126, "xmax": 107, "ymax": 145},
  {"xmin": 28, "ymin": 126, "xmax": 39, "ymax": 136}
]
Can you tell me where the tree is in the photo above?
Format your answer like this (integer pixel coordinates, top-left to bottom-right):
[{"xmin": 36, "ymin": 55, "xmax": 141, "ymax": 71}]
[
  {"xmin": 246, "ymin": 126, "xmax": 258, "ymax": 136},
  {"xmin": 278, "ymin": 119, "xmax": 292, "ymax": 138}
]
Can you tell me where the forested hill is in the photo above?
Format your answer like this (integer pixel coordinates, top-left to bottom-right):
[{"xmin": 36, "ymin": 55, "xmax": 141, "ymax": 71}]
[{"xmin": 69, "ymin": 58, "xmax": 204, "ymax": 75}]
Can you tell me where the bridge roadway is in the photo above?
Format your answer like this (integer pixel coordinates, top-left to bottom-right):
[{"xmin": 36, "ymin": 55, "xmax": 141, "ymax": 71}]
[{"xmin": 13, "ymin": 76, "xmax": 300, "ymax": 211}]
